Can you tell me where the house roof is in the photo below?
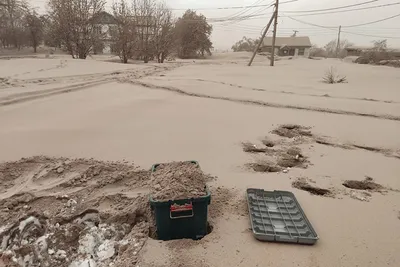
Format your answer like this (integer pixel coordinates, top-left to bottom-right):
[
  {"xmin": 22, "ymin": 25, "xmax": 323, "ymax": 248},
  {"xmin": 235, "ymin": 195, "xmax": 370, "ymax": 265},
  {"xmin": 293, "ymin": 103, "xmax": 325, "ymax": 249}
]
[
  {"xmin": 263, "ymin": 36, "xmax": 312, "ymax": 47},
  {"xmin": 91, "ymin": 11, "xmax": 117, "ymax": 24}
]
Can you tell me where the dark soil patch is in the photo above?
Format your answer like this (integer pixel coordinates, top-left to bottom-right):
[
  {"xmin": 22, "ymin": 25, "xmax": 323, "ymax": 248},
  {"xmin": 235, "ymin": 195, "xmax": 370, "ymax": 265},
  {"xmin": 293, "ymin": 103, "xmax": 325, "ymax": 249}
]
[
  {"xmin": 292, "ymin": 178, "xmax": 332, "ymax": 196},
  {"xmin": 261, "ymin": 137, "xmax": 275, "ymax": 147},
  {"xmin": 272, "ymin": 124, "xmax": 313, "ymax": 138},
  {"xmin": 242, "ymin": 142, "xmax": 267, "ymax": 153},
  {"xmin": 342, "ymin": 178, "xmax": 384, "ymax": 191},
  {"xmin": 352, "ymin": 144, "xmax": 385, "ymax": 153},
  {"xmin": 246, "ymin": 161, "xmax": 282, "ymax": 173},
  {"xmin": 286, "ymin": 147, "xmax": 302, "ymax": 156},
  {"xmin": 206, "ymin": 222, "xmax": 213, "ymax": 235},
  {"xmin": 277, "ymin": 147, "xmax": 307, "ymax": 168},
  {"xmin": 277, "ymin": 157, "xmax": 303, "ymax": 168},
  {"xmin": 315, "ymin": 138, "xmax": 353, "ymax": 149}
]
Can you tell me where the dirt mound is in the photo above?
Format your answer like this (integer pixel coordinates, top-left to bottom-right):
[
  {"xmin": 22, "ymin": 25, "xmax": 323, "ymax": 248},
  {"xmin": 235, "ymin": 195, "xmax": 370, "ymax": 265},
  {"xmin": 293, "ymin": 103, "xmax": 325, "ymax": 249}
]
[
  {"xmin": 277, "ymin": 147, "xmax": 307, "ymax": 168},
  {"xmin": 245, "ymin": 160, "xmax": 282, "ymax": 173},
  {"xmin": 241, "ymin": 142, "xmax": 267, "ymax": 153},
  {"xmin": 272, "ymin": 124, "xmax": 313, "ymax": 138},
  {"xmin": 0, "ymin": 156, "xmax": 152, "ymax": 267},
  {"xmin": 0, "ymin": 156, "xmax": 149, "ymax": 197},
  {"xmin": 292, "ymin": 178, "xmax": 332, "ymax": 196},
  {"xmin": 150, "ymin": 161, "xmax": 207, "ymax": 202},
  {"xmin": 342, "ymin": 177, "xmax": 384, "ymax": 191},
  {"xmin": 261, "ymin": 137, "xmax": 275, "ymax": 147},
  {"xmin": 242, "ymin": 136, "xmax": 309, "ymax": 173}
]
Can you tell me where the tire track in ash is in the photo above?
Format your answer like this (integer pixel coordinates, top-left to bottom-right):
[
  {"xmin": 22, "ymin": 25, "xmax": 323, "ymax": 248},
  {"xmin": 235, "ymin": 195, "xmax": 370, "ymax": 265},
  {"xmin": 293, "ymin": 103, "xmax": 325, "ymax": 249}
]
[
  {"xmin": 122, "ymin": 80, "xmax": 400, "ymax": 122},
  {"xmin": 0, "ymin": 80, "xmax": 113, "ymax": 106},
  {"xmin": 3, "ymin": 63, "xmax": 182, "ymax": 88},
  {"xmin": 151, "ymin": 77, "xmax": 399, "ymax": 104},
  {"xmin": 0, "ymin": 64, "xmax": 184, "ymax": 106}
]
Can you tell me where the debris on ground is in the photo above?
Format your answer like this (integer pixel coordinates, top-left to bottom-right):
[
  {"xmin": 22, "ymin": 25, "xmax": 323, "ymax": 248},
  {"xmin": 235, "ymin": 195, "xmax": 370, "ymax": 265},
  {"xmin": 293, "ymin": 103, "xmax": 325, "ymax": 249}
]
[
  {"xmin": 245, "ymin": 160, "xmax": 282, "ymax": 173},
  {"xmin": 241, "ymin": 142, "xmax": 267, "ymax": 153},
  {"xmin": 348, "ymin": 190, "xmax": 372, "ymax": 202},
  {"xmin": 0, "ymin": 156, "xmax": 238, "ymax": 267},
  {"xmin": 286, "ymin": 147, "xmax": 302, "ymax": 156},
  {"xmin": 0, "ymin": 156, "xmax": 152, "ymax": 267},
  {"xmin": 342, "ymin": 177, "xmax": 384, "ymax": 191},
  {"xmin": 242, "ymin": 135, "xmax": 309, "ymax": 174},
  {"xmin": 292, "ymin": 177, "xmax": 333, "ymax": 197},
  {"xmin": 150, "ymin": 161, "xmax": 207, "ymax": 202},
  {"xmin": 276, "ymin": 147, "xmax": 307, "ymax": 168},
  {"xmin": 271, "ymin": 124, "xmax": 313, "ymax": 138},
  {"xmin": 277, "ymin": 156, "xmax": 306, "ymax": 168}
]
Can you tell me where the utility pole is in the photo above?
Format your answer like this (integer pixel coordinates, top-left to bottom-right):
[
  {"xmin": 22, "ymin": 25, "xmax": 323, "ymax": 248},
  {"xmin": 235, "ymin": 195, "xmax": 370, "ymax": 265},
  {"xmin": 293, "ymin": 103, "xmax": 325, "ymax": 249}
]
[
  {"xmin": 291, "ymin": 30, "xmax": 298, "ymax": 37},
  {"xmin": 247, "ymin": 11, "xmax": 276, "ymax": 66},
  {"xmin": 270, "ymin": 0, "xmax": 279, "ymax": 66},
  {"xmin": 336, "ymin": 25, "xmax": 341, "ymax": 58}
]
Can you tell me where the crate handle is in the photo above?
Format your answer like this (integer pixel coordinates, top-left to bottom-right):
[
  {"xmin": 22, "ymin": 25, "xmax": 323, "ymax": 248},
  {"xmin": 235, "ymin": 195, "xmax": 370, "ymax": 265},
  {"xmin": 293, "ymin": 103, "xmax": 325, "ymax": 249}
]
[{"xmin": 170, "ymin": 203, "xmax": 194, "ymax": 219}]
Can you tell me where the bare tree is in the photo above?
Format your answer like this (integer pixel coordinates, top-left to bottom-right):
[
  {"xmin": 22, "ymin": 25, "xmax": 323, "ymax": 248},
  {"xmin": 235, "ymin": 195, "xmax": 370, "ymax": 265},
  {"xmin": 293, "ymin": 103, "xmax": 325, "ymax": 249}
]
[
  {"xmin": 25, "ymin": 10, "xmax": 43, "ymax": 53},
  {"xmin": 309, "ymin": 44, "xmax": 327, "ymax": 58},
  {"xmin": 0, "ymin": 0, "xmax": 29, "ymax": 49},
  {"xmin": 324, "ymin": 39, "xmax": 353, "ymax": 58},
  {"xmin": 372, "ymin": 39, "xmax": 387, "ymax": 52},
  {"xmin": 111, "ymin": 0, "xmax": 137, "ymax": 63},
  {"xmin": 153, "ymin": 1, "xmax": 174, "ymax": 63},
  {"xmin": 47, "ymin": 0, "xmax": 105, "ymax": 59},
  {"xmin": 231, "ymin": 36, "xmax": 260, "ymax": 52},
  {"xmin": 132, "ymin": 0, "xmax": 156, "ymax": 63},
  {"xmin": 41, "ymin": 14, "xmax": 61, "ymax": 49}
]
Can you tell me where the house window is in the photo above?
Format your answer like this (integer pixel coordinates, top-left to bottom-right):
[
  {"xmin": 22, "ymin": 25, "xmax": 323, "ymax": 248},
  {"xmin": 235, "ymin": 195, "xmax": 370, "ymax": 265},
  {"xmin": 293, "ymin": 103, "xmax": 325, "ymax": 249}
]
[{"xmin": 298, "ymin": 48, "xmax": 305, "ymax": 56}]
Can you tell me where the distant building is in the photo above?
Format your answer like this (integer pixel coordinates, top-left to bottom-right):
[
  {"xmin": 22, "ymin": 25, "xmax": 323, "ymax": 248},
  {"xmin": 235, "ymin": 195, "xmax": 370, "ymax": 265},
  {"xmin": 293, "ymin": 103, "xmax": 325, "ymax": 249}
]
[
  {"xmin": 261, "ymin": 36, "xmax": 312, "ymax": 57},
  {"xmin": 345, "ymin": 46, "xmax": 373, "ymax": 57},
  {"xmin": 345, "ymin": 46, "xmax": 400, "ymax": 58},
  {"xmin": 91, "ymin": 11, "xmax": 117, "ymax": 54}
]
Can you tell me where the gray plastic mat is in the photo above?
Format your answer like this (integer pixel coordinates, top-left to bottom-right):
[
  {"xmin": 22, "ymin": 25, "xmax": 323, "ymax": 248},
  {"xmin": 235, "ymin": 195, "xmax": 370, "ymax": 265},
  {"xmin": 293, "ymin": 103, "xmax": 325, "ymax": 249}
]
[{"xmin": 246, "ymin": 188, "xmax": 318, "ymax": 245}]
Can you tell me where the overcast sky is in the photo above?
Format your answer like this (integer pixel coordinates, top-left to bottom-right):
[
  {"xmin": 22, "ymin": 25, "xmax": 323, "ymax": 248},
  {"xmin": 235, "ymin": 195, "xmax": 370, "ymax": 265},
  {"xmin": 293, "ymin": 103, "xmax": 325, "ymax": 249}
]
[{"xmin": 31, "ymin": 0, "xmax": 400, "ymax": 49}]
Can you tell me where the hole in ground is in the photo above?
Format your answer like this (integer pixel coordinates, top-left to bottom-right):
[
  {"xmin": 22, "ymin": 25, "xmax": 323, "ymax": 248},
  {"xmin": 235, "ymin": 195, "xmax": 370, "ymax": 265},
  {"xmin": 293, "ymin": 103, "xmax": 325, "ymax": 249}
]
[
  {"xmin": 292, "ymin": 178, "xmax": 332, "ymax": 196},
  {"xmin": 342, "ymin": 179, "xmax": 383, "ymax": 191},
  {"xmin": 246, "ymin": 162, "xmax": 282, "ymax": 173},
  {"xmin": 261, "ymin": 138, "xmax": 275, "ymax": 147},
  {"xmin": 148, "ymin": 221, "xmax": 213, "ymax": 240},
  {"xmin": 272, "ymin": 124, "xmax": 312, "ymax": 138},
  {"xmin": 206, "ymin": 222, "xmax": 213, "ymax": 235}
]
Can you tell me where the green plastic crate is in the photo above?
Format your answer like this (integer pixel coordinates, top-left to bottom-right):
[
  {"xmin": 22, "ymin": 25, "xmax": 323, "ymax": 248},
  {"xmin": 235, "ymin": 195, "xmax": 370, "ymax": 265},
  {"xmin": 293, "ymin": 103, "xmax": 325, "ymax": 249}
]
[{"xmin": 149, "ymin": 161, "xmax": 211, "ymax": 240}]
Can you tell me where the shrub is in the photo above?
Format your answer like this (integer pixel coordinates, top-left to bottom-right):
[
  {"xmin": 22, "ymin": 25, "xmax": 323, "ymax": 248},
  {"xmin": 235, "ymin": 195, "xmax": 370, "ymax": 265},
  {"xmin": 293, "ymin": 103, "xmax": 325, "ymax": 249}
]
[{"xmin": 323, "ymin": 67, "xmax": 347, "ymax": 84}]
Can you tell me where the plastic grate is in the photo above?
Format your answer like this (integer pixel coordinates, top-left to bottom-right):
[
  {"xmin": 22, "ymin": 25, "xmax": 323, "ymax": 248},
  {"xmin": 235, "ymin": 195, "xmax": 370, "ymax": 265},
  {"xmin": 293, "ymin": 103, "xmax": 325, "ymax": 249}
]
[{"xmin": 246, "ymin": 189, "xmax": 319, "ymax": 244}]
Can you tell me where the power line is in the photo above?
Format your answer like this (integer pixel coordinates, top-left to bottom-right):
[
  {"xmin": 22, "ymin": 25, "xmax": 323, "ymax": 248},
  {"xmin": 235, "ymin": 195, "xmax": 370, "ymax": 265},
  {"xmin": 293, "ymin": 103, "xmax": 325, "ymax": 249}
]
[
  {"xmin": 283, "ymin": 0, "xmax": 378, "ymax": 13},
  {"xmin": 170, "ymin": 3, "xmax": 272, "ymax": 11},
  {"xmin": 211, "ymin": 2, "xmax": 400, "ymax": 23},
  {"xmin": 287, "ymin": 13, "xmax": 400, "ymax": 28},
  {"xmin": 342, "ymin": 30, "xmax": 400, "ymax": 39},
  {"xmin": 343, "ymin": 13, "xmax": 400, "ymax": 28},
  {"xmin": 220, "ymin": 0, "xmax": 271, "ymax": 22},
  {"xmin": 230, "ymin": 5, "xmax": 273, "ymax": 24},
  {"xmin": 283, "ymin": 2, "xmax": 400, "ymax": 17},
  {"xmin": 210, "ymin": 12, "xmax": 273, "ymax": 22},
  {"xmin": 286, "ymin": 16, "xmax": 337, "ymax": 29}
]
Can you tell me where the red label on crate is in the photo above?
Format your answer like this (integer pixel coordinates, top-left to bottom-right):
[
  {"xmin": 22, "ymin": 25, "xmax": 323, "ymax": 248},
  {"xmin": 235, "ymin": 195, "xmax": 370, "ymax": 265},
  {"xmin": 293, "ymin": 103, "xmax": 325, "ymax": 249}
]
[{"xmin": 170, "ymin": 203, "xmax": 193, "ymax": 212}]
